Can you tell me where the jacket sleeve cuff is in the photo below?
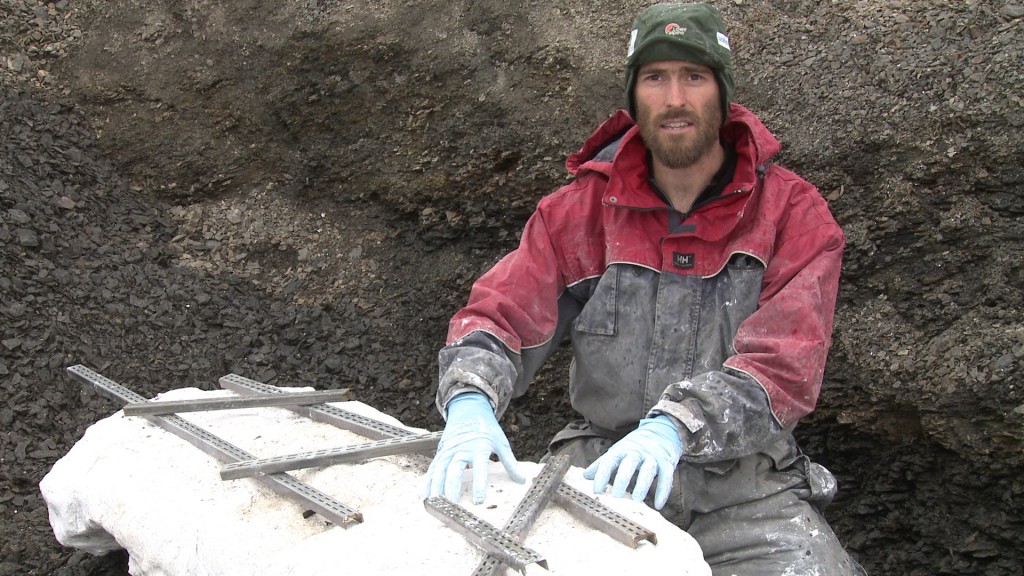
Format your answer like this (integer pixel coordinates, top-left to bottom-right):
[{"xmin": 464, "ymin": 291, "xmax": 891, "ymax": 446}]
[
  {"xmin": 436, "ymin": 332, "xmax": 521, "ymax": 418},
  {"xmin": 437, "ymin": 370, "xmax": 500, "ymax": 419},
  {"xmin": 649, "ymin": 393, "xmax": 706, "ymax": 435}
]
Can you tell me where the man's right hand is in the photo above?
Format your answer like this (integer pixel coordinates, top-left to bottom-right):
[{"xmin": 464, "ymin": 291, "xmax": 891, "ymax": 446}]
[{"xmin": 424, "ymin": 392, "xmax": 525, "ymax": 504}]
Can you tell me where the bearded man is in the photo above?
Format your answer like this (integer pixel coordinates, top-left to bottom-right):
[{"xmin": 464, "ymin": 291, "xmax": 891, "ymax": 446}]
[{"xmin": 425, "ymin": 3, "xmax": 866, "ymax": 574}]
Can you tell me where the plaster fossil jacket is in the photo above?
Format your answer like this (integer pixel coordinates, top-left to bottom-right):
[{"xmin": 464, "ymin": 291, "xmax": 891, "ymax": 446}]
[{"xmin": 436, "ymin": 104, "xmax": 844, "ymax": 464}]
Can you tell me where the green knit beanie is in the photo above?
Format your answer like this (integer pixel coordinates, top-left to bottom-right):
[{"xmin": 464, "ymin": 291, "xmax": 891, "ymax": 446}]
[{"xmin": 625, "ymin": 3, "xmax": 735, "ymax": 123}]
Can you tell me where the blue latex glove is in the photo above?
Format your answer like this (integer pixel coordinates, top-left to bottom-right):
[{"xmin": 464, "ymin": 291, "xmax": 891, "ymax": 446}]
[
  {"xmin": 582, "ymin": 415, "xmax": 683, "ymax": 510},
  {"xmin": 425, "ymin": 392, "xmax": 525, "ymax": 504}
]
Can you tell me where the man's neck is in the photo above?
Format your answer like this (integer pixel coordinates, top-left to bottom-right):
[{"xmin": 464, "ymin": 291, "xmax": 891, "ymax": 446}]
[{"xmin": 651, "ymin": 143, "xmax": 726, "ymax": 213}]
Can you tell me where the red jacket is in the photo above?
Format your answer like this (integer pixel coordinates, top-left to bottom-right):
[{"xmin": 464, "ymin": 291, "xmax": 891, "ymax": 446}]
[{"xmin": 438, "ymin": 104, "xmax": 844, "ymax": 462}]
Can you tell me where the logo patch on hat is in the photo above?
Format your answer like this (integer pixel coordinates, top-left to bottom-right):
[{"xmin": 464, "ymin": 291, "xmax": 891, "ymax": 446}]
[
  {"xmin": 665, "ymin": 23, "xmax": 687, "ymax": 36},
  {"xmin": 717, "ymin": 32, "xmax": 731, "ymax": 50}
]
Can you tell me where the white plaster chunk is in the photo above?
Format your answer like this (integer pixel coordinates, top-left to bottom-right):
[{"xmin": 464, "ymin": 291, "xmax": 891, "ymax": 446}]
[{"xmin": 40, "ymin": 388, "xmax": 710, "ymax": 575}]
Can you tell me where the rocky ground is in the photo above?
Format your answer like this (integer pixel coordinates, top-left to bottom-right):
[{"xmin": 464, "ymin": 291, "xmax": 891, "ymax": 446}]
[{"xmin": 1, "ymin": 1, "xmax": 1022, "ymax": 575}]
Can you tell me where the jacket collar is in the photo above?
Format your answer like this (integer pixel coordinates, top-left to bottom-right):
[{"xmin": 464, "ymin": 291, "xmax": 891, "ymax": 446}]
[{"xmin": 566, "ymin": 104, "xmax": 781, "ymax": 210}]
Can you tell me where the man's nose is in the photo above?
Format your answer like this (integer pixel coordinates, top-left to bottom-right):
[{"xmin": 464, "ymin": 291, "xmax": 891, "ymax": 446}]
[{"xmin": 665, "ymin": 80, "xmax": 689, "ymax": 108}]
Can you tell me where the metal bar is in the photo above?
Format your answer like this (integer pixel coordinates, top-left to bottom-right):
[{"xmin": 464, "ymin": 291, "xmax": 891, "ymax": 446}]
[
  {"xmin": 220, "ymin": 431, "xmax": 442, "ymax": 480},
  {"xmin": 423, "ymin": 497, "xmax": 548, "ymax": 574},
  {"xmin": 218, "ymin": 373, "xmax": 656, "ymax": 549},
  {"xmin": 503, "ymin": 453, "xmax": 572, "ymax": 538},
  {"xmin": 471, "ymin": 453, "xmax": 571, "ymax": 576},
  {"xmin": 121, "ymin": 389, "xmax": 351, "ymax": 416},
  {"xmin": 67, "ymin": 364, "xmax": 363, "ymax": 528},
  {"xmin": 553, "ymin": 483, "xmax": 657, "ymax": 548},
  {"xmin": 219, "ymin": 373, "xmax": 417, "ymax": 440}
]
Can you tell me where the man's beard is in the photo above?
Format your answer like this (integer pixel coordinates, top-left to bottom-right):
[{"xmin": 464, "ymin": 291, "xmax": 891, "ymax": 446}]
[{"xmin": 637, "ymin": 99, "xmax": 721, "ymax": 169}]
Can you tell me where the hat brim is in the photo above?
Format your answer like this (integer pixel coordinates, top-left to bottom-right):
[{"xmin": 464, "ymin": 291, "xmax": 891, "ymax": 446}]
[{"xmin": 627, "ymin": 38, "xmax": 722, "ymax": 71}]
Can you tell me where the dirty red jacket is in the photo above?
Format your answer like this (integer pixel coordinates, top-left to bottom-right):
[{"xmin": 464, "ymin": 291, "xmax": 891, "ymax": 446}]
[{"xmin": 437, "ymin": 104, "xmax": 844, "ymax": 462}]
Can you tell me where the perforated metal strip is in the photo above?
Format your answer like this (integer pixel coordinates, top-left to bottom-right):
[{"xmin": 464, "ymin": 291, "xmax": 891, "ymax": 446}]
[
  {"xmin": 424, "ymin": 497, "xmax": 548, "ymax": 574},
  {"xmin": 471, "ymin": 453, "xmax": 571, "ymax": 576},
  {"xmin": 67, "ymin": 365, "xmax": 363, "ymax": 528},
  {"xmin": 553, "ymin": 483, "xmax": 657, "ymax": 548},
  {"xmin": 121, "ymin": 389, "xmax": 351, "ymax": 416},
  {"xmin": 219, "ymin": 373, "xmax": 416, "ymax": 440},
  {"xmin": 216, "ymin": 372, "xmax": 656, "ymax": 549},
  {"xmin": 221, "ymin": 431, "xmax": 442, "ymax": 480}
]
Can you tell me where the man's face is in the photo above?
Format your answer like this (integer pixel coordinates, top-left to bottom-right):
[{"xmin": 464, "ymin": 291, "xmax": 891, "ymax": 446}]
[{"xmin": 634, "ymin": 60, "xmax": 722, "ymax": 170}]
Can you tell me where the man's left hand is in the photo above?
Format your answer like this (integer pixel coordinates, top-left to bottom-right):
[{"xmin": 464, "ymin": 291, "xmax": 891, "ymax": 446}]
[{"xmin": 582, "ymin": 414, "xmax": 683, "ymax": 509}]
